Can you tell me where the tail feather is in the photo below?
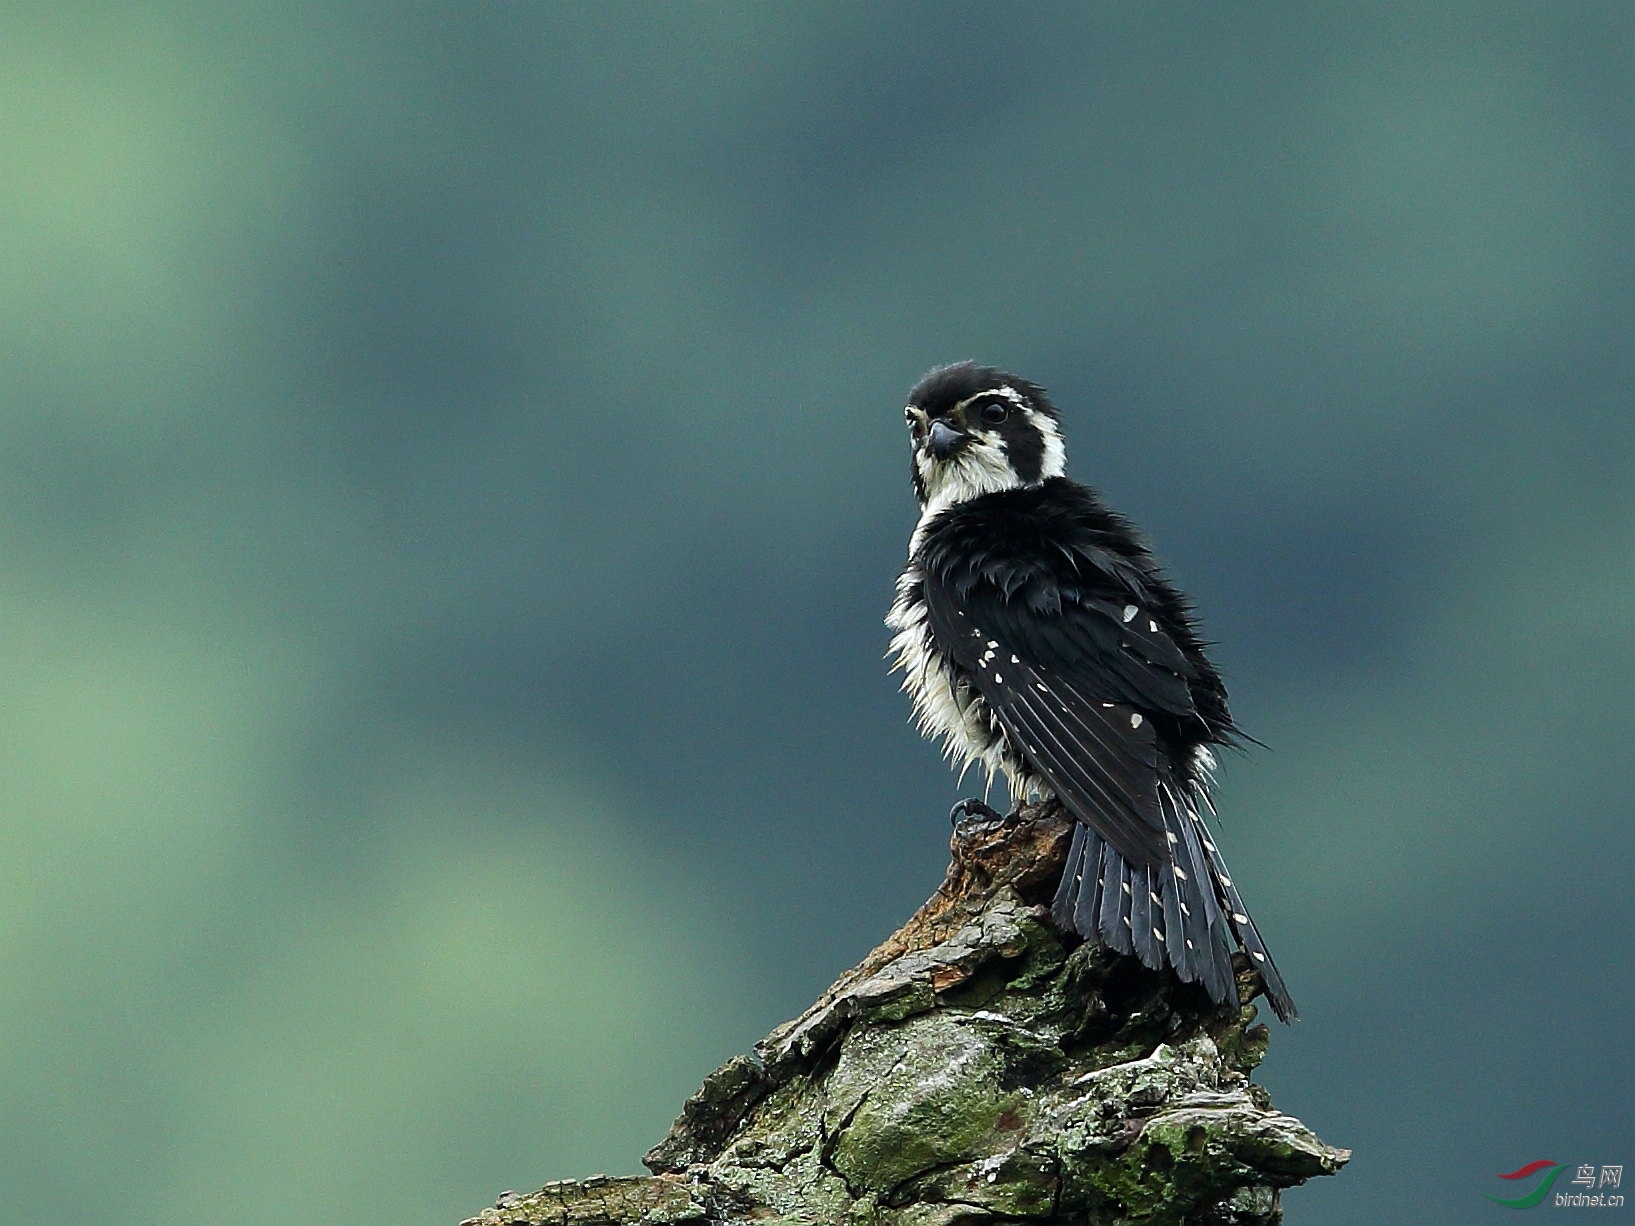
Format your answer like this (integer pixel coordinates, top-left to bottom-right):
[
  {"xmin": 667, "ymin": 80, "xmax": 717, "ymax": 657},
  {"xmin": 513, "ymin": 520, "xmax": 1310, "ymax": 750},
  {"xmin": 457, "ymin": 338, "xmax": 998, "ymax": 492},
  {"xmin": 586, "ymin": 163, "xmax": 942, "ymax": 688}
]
[
  {"xmin": 1050, "ymin": 784, "xmax": 1297, "ymax": 1022},
  {"xmin": 1192, "ymin": 816, "xmax": 1298, "ymax": 1023},
  {"xmin": 1057, "ymin": 822, "xmax": 1088, "ymax": 921},
  {"xmin": 1094, "ymin": 839, "xmax": 1134, "ymax": 956},
  {"xmin": 1070, "ymin": 823, "xmax": 1107, "ymax": 938},
  {"xmin": 1164, "ymin": 782, "xmax": 1237, "ymax": 1008},
  {"xmin": 1127, "ymin": 858, "xmax": 1162, "ymax": 971},
  {"xmin": 1158, "ymin": 845, "xmax": 1190, "ymax": 978}
]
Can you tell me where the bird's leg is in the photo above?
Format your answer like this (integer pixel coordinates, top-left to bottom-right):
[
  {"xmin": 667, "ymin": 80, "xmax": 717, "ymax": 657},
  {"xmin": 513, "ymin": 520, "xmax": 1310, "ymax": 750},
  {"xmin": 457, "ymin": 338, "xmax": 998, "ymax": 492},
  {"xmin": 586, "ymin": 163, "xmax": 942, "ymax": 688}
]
[{"xmin": 948, "ymin": 797, "xmax": 1007, "ymax": 839}]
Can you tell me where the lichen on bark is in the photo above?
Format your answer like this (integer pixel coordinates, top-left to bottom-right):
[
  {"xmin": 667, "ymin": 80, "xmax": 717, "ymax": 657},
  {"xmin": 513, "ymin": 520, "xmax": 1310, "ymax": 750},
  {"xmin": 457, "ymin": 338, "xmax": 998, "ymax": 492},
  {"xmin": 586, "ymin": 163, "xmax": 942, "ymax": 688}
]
[{"xmin": 461, "ymin": 805, "xmax": 1347, "ymax": 1226}]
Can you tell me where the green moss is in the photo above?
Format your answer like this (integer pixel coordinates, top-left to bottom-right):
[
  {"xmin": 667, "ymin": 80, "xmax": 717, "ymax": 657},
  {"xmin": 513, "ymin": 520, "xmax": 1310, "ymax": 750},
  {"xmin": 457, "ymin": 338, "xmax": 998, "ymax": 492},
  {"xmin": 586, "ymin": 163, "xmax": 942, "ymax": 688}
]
[
  {"xmin": 857, "ymin": 975, "xmax": 938, "ymax": 1024},
  {"xmin": 898, "ymin": 1145, "xmax": 1058, "ymax": 1218},
  {"xmin": 829, "ymin": 1013, "xmax": 1026, "ymax": 1194},
  {"xmin": 479, "ymin": 813, "xmax": 1346, "ymax": 1226}
]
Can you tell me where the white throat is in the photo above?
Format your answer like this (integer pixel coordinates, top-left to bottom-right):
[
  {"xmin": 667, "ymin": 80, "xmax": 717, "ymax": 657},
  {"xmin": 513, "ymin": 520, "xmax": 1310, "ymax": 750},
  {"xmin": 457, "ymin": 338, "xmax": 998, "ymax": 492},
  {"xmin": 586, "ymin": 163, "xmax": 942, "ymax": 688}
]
[{"xmin": 909, "ymin": 404, "xmax": 1066, "ymax": 555}]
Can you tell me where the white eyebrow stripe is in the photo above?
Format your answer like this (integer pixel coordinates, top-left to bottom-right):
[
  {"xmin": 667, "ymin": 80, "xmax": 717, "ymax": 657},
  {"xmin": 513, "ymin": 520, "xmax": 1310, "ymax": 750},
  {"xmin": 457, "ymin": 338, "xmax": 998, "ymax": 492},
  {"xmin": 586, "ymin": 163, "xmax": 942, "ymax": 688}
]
[{"xmin": 951, "ymin": 385, "xmax": 1026, "ymax": 413}]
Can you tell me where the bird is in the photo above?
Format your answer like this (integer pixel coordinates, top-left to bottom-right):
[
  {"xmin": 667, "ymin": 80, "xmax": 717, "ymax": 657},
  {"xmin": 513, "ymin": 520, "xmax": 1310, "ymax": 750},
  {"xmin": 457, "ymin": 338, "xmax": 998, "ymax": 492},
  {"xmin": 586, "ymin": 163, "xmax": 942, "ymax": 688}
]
[{"xmin": 885, "ymin": 361, "xmax": 1296, "ymax": 1022}]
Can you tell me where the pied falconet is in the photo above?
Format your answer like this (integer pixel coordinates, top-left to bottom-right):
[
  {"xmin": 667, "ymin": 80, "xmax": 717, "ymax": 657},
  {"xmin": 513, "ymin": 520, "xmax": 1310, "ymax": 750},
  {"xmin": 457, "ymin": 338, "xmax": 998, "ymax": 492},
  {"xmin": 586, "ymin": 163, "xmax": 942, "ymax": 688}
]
[{"xmin": 886, "ymin": 361, "xmax": 1296, "ymax": 1022}]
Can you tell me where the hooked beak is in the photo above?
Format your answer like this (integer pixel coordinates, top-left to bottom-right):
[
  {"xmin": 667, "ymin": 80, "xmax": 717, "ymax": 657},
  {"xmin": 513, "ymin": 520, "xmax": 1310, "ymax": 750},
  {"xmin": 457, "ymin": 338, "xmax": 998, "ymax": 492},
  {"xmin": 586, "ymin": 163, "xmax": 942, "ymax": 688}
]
[{"xmin": 926, "ymin": 419, "xmax": 966, "ymax": 460}]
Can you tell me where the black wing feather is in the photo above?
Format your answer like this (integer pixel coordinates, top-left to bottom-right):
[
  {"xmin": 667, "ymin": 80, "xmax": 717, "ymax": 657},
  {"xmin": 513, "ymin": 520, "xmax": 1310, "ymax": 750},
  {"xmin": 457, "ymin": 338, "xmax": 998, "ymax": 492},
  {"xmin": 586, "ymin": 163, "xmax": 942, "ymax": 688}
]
[
  {"xmin": 921, "ymin": 570, "xmax": 1196, "ymax": 866},
  {"xmin": 922, "ymin": 592, "xmax": 1168, "ymax": 865},
  {"xmin": 911, "ymin": 479, "xmax": 1295, "ymax": 1021}
]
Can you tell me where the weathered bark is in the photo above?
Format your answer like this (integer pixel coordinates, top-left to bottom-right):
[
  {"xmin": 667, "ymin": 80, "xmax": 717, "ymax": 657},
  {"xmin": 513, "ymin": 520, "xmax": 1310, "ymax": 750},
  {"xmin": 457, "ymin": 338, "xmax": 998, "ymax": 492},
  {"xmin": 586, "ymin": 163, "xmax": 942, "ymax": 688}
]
[{"xmin": 461, "ymin": 804, "xmax": 1348, "ymax": 1226}]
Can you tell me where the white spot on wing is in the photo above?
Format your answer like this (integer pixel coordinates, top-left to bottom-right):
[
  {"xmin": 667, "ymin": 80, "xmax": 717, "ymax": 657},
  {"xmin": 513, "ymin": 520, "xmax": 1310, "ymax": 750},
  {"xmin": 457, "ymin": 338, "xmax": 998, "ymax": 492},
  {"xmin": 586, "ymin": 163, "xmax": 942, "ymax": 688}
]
[
  {"xmin": 1122, "ymin": 604, "xmax": 1138, "ymax": 622},
  {"xmin": 1130, "ymin": 713, "xmax": 1144, "ymax": 729}
]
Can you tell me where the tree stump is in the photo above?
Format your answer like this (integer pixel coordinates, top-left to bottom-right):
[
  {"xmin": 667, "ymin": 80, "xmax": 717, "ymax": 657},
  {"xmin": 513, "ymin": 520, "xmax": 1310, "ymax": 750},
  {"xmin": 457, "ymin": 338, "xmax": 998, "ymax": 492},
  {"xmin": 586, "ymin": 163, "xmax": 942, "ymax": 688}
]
[{"xmin": 460, "ymin": 804, "xmax": 1348, "ymax": 1226}]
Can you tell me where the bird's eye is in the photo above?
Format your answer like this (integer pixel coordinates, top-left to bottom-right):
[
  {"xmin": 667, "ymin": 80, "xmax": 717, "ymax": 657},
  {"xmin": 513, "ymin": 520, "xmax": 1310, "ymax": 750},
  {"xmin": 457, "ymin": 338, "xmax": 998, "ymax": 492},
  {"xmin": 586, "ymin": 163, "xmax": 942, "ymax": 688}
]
[{"xmin": 977, "ymin": 401, "xmax": 1010, "ymax": 426}]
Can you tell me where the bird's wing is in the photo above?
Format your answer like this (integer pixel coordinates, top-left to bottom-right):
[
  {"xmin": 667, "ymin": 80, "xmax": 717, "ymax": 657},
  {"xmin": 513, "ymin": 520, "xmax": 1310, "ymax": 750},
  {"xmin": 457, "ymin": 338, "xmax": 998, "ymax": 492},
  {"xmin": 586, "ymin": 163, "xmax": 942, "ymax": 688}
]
[{"xmin": 921, "ymin": 568, "xmax": 1199, "ymax": 867}]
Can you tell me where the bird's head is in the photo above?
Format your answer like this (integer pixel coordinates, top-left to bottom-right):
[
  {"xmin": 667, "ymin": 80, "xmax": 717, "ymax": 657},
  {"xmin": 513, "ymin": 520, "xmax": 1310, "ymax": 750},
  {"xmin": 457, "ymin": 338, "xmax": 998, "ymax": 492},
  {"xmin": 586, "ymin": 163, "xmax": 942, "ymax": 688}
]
[{"xmin": 904, "ymin": 361, "xmax": 1067, "ymax": 510}]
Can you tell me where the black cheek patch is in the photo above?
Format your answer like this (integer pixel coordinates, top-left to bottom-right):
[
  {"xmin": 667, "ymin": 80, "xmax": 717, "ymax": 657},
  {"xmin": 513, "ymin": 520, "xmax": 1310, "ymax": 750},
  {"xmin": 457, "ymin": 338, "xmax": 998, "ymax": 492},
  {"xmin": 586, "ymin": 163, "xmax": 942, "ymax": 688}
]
[{"xmin": 1003, "ymin": 418, "xmax": 1048, "ymax": 484}]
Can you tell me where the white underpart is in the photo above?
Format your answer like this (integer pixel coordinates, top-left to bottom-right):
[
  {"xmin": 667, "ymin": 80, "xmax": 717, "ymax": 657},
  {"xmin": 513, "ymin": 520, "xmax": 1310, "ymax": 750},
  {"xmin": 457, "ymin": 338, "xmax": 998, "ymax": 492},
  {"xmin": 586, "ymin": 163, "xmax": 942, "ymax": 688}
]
[
  {"xmin": 1191, "ymin": 745, "xmax": 1218, "ymax": 788},
  {"xmin": 888, "ymin": 393, "xmax": 1070, "ymax": 801},
  {"xmin": 886, "ymin": 563, "xmax": 1014, "ymax": 793}
]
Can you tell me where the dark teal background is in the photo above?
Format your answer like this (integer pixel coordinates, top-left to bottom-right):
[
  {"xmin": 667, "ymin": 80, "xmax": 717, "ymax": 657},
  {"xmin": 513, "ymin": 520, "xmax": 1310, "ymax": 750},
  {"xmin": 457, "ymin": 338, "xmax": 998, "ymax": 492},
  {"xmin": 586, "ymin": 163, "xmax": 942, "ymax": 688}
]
[{"xmin": 2, "ymin": 4, "xmax": 1630, "ymax": 1223}]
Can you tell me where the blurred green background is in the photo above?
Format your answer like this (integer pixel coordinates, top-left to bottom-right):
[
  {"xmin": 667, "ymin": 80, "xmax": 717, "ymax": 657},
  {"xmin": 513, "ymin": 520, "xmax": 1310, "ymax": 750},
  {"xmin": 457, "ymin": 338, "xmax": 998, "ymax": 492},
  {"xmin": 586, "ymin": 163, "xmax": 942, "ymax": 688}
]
[{"xmin": 2, "ymin": 3, "xmax": 1631, "ymax": 1223}]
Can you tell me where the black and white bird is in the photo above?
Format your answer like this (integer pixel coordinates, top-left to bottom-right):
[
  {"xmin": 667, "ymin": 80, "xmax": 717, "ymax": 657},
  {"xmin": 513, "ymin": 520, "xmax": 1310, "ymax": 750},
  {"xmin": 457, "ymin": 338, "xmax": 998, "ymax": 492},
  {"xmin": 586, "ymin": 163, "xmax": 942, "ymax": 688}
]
[{"xmin": 886, "ymin": 361, "xmax": 1296, "ymax": 1022}]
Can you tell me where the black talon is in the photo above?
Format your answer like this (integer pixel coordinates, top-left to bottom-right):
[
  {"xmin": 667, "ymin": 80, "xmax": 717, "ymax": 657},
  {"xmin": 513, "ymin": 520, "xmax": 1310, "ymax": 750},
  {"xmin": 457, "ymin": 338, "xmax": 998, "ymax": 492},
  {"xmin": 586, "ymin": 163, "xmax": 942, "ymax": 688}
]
[{"xmin": 949, "ymin": 797, "xmax": 1006, "ymax": 837}]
